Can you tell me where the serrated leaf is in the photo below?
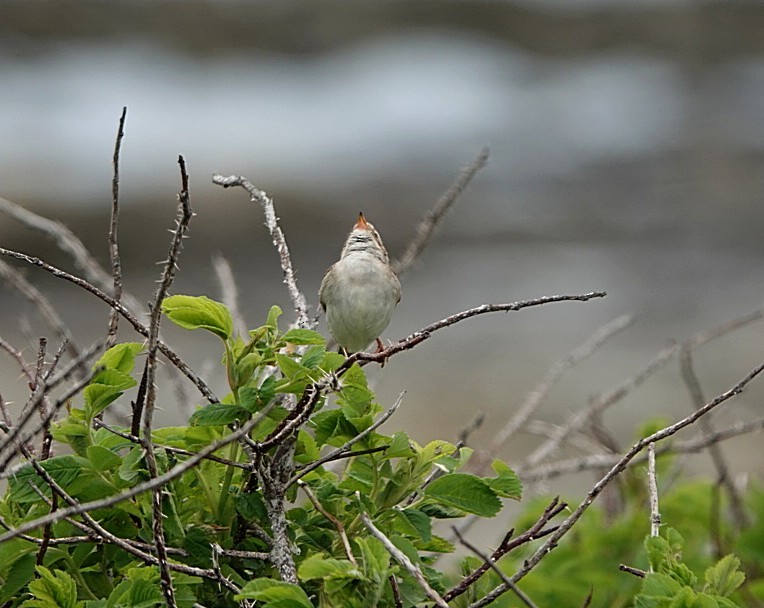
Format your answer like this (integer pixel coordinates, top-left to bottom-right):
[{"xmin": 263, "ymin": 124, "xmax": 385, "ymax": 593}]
[
  {"xmin": 189, "ymin": 403, "xmax": 250, "ymax": 426},
  {"xmin": 161, "ymin": 294, "xmax": 233, "ymax": 340},
  {"xmin": 300, "ymin": 345, "xmax": 326, "ymax": 370},
  {"xmin": 282, "ymin": 329, "xmax": 326, "ymax": 345},
  {"xmin": 312, "ymin": 410, "xmax": 359, "ymax": 447},
  {"xmin": 9, "ymin": 455, "xmax": 86, "ymax": 504},
  {"xmin": 0, "ymin": 552, "xmax": 36, "ymax": 604},
  {"xmin": 488, "ymin": 460, "xmax": 522, "ymax": 500},
  {"xmin": 275, "ymin": 353, "xmax": 309, "ymax": 381},
  {"xmin": 704, "ymin": 555, "xmax": 745, "ymax": 597},
  {"xmin": 384, "ymin": 432, "xmax": 415, "ymax": 459},
  {"xmin": 95, "ymin": 342, "xmax": 143, "ymax": 373},
  {"xmin": 26, "ymin": 566, "xmax": 79, "ymax": 608},
  {"xmin": 298, "ymin": 554, "xmax": 362, "ymax": 581},
  {"xmin": 400, "ymin": 508, "xmax": 431, "ymax": 541},
  {"xmin": 424, "ymin": 473, "xmax": 501, "ymax": 517},
  {"xmin": 240, "ymin": 376, "xmax": 277, "ymax": 413},
  {"xmin": 86, "ymin": 445, "xmax": 122, "ymax": 472},
  {"xmin": 236, "ymin": 578, "xmax": 313, "ymax": 606}
]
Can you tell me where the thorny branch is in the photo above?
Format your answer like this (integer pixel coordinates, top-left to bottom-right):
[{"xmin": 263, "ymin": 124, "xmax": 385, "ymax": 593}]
[
  {"xmin": 212, "ymin": 173, "xmax": 310, "ymax": 329},
  {"xmin": 107, "ymin": 106, "xmax": 127, "ymax": 348}
]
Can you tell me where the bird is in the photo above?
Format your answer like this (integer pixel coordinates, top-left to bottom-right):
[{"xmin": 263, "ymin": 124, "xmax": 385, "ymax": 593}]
[{"xmin": 319, "ymin": 212, "xmax": 401, "ymax": 353}]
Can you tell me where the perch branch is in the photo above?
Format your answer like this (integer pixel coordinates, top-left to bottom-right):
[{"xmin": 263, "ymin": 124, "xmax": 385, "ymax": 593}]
[{"xmin": 106, "ymin": 106, "xmax": 127, "ymax": 348}]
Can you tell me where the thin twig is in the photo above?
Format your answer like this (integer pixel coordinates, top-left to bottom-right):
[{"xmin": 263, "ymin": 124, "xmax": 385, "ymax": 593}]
[
  {"xmin": 213, "ymin": 252, "xmax": 248, "ymax": 337},
  {"xmin": 473, "ymin": 314, "xmax": 633, "ymax": 474},
  {"xmin": 347, "ymin": 292, "xmax": 607, "ymax": 368},
  {"xmin": 446, "ymin": 497, "xmax": 565, "ymax": 602},
  {"xmin": 0, "ymin": 404, "xmax": 274, "ymax": 542},
  {"xmin": 452, "ymin": 527, "xmax": 539, "ymax": 608},
  {"xmin": 298, "ymin": 481, "xmax": 357, "ymax": 566},
  {"xmin": 647, "ymin": 444, "xmax": 660, "ymax": 539},
  {"xmin": 107, "ymin": 106, "xmax": 127, "ymax": 348},
  {"xmin": 483, "ymin": 359, "xmax": 764, "ymax": 600},
  {"xmin": 360, "ymin": 512, "xmax": 449, "ymax": 608},
  {"xmin": 619, "ymin": 564, "xmax": 646, "ymax": 578},
  {"xmin": 0, "ymin": 260, "xmax": 84, "ymax": 372},
  {"xmin": 0, "ymin": 195, "xmax": 143, "ymax": 315},
  {"xmin": 212, "ymin": 174, "xmax": 310, "ymax": 329},
  {"xmin": 288, "ymin": 391, "xmax": 405, "ymax": 487},
  {"xmin": 140, "ymin": 155, "xmax": 193, "ymax": 608},
  {"xmin": 519, "ymin": 342, "xmax": 678, "ymax": 470},
  {"xmin": 393, "ymin": 146, "xmax": 489, "ymax": 277},
  {"xmin": 679, "ymin": 346, "xmax": 749, "ymax": 529},
  {"xmin": 0, "ymin": 247, "xmax": 217, "ymax": 403}
]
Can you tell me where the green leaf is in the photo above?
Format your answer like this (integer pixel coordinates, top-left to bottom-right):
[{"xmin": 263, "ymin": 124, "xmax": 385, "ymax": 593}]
[
  {"xmin": 424, "ymin": 473, "xmax": 501, "ymax": 517},
  {"xmin": 276, "ymin": 353, "xmax": 310, "ymax": 381},
  {"xmin": 488, "ymin": 460, "xmax": 522, "ymax": 500},
  {"xmin": 298, "ymin": 554, "xmax": 362, "ymax": 581},
  {"xmin": 240, "ymin": 376, "xmax": 277, "ymax": 413},
  {"xmin": 0, "ymin": 552, "xmax": 36, "ymax": 604},
  {"xmin": 84, "ymin": 369, "xmax": 137, "ymax": 417},
  {"xmin": 86, "ymin": 445, "xmax": 122, "ymax": 472},
  {"xmin": 384, "ymin": 432, "xmax": 415, "ymax": 459},
  {"xmin": 162, "ymin": 294, "xmax": 233, "ymax": 340},
  {"xmin": 300, "ymin": 345, "xmax": 326, "ymax": 370},
  {"xmin": 282, "ymin": 329, "xmax": 326, "ymax": 345},
  {"xmin": 95, "ymin": 342, "xmax": 143, "ymax": 373},
  {"xmin": 704, "ymin": 555, "xmax": 745, "ymax": 597},
  {"xmin": 25, "ymin": 566, "xmax": 80, "ymax": 608},
  {"xmin": 189, "ymin": 403, "xmax": 250, "ymax": 426},
  {"xmin": 399, "ymin": 508, "xmax": 432, "ymax": 542},
  {"xmin": 9, "ymin": 455, "xmax": 86, "ymax": 504},
  {"xmin": 266, "ymin": 305, "xmax": 283, "ymax": 331},
  {"xmin": 236, "ymin": 578, "xmax": 313, "ymax": 607}
]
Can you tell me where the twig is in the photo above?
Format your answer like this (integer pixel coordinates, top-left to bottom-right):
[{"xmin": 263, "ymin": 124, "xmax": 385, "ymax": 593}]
[
  {"xmin": 0, "ymin": 246, "xmax": 217, "ymax": 403},
  {"xmin": 519, "ymin": 342, "xmax": 678, "ymax": 470},
  {"xmin": 0, "ymin": 260, "xmax": 84, "ymax": 372},
  {"xmin": 0, "ymin": 195, "xmax": 143, "ymax": 315},
  {"xmin": 520, "ymin": 414, "xmax": 764, "ymax": 483},
  {"xmin": 452, "ymin": 527, "xmax": 539, "ymax": 608},
  {"xmin": 393, "ymin": 146, "xmax": 489, "ymax": 277},
  {"xmin": 298, "ymin": 481, "xmax": 357, "ymax": 566},
  {"xmin": 619, "ymin": 564, "xmax": 646, "ymax": 578},
  {"xmin": 107, "ymin": 106, "xmax": 127, "ymax": 348},
  {"xmin": 473, "ymin": 314, "xmax": 633, "ymax": 474},
  {"xmin": 139, "ymin": 155, "xmax": 193, "ymax": 608},
  {"xmin": 212, "ymin": 174, "xmax": 310, "ymax": 329},
  {"xmin": 647, "ymin": 444, "xmax": 660, "ymax": 539},
  {"xmin": 360, "ymin": 512, "xmax": 449, "ymax": 608},
  {"xmin": 0, "ymin": 404, "xmax": 274, "ymax": 542},
  {"xmin": 492, "ymin": 358, "xmax": 764, "ymax": 595},
  {"xmin": 389, "ymin": 575, "xmax": 403, "ymax": 608},
  {"xmin": 446, "ymin": 497, "xmax": 565, "ymax": 602},
  {"xmin": 348, "ymin": 292, "xmax": 607, "ymax": 368},
  {"xmin": 679, "ymin": 346, "xmax": 749, "ymax": 529},
  {"xmin": 213, "ymin": 252, "xmax": 248, "ymax": 337},
  {"xmin": 288, "ymin": 391, "xmax": 405, "ymax": 487}
]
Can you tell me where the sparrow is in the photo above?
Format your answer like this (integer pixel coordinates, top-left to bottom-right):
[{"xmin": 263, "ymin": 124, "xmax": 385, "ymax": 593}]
[{"xmin": 319, "ymin": 213, "xmax": 401, "ymax": 353}]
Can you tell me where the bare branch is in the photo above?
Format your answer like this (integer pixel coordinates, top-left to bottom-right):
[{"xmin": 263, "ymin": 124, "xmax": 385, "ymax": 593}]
[
  {"xmin": 679, "ymin": 346, "xmax": 749, "ymax": 529},
  {"xmin": 472, "ymin": 314, "xmax": 633, "ymax": 474},
  {"xmin": 453, "ymin": 527, "xmax": 539, "ymax": 608},
  {"xmin": 212, "ymin": 174, "xmax": 310, "ymax": 329},
  {"xmin": 360, "ymin": 512, "xmax": 449, "ymax": 608},
  {"xmin": 299, "ymin": 481, "xmax": 357, "ymax": 566},
  {"xmin": 394, "ymin": 146, "xmax": 489, "ymax": 277},
  {"xmin": 107, "ymin": 106, "xmax": 128, "ymax": 348},
  {"xmin": 0, "ymin": 196, "xmax": 143, "ymax": 315},
  {"xmin": 288, "ymin": 391, "xmax": 404, "ymax": 487},
  {"xmin": 213, "ymin": 252, "xmax": 248, "ymax": 337},
  {"xmin": 0, "ymin": 260, "xmax": 84, "ymax": 373},
  {"xmin": 0, "ymin": 247, "xmax": 217, "ymax": 403},
  {"xmin": 500, "ymin": 358, "xmax": 764, "ymax": 590},
  {"xmin": 0, "ymin": 404, "xmax": 274, "ymax": 542},
  {"xmin": 647, "ymin": 444, "xmax": 660, "ymax": 539},
  {"xmin": 138, "ymin": 155, "xmax": 193, "ymax": 608},
  {"xmin": 348, "ymin": 292, "xmax": 607, "ymax": 368},
  {"xmin": 519, "ymin": 342, "xmax": 678, "ymax": 470}
]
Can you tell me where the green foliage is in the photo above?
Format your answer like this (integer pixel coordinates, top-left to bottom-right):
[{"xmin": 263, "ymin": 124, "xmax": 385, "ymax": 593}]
[{"xmin": 2, "ymin": 295, "xmax": 761, "ymax": 607}]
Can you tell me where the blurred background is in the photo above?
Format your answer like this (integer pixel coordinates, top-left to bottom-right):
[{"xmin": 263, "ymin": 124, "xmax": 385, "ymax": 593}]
[{"xmin": 1, "ymin": 0, "xmax": 764, "ymax": 496}]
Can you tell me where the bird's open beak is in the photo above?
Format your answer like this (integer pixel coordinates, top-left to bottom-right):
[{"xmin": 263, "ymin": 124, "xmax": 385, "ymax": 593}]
[{"xmin": 354, "ymin": 212, "xmax": 369, "ymax": 230}]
